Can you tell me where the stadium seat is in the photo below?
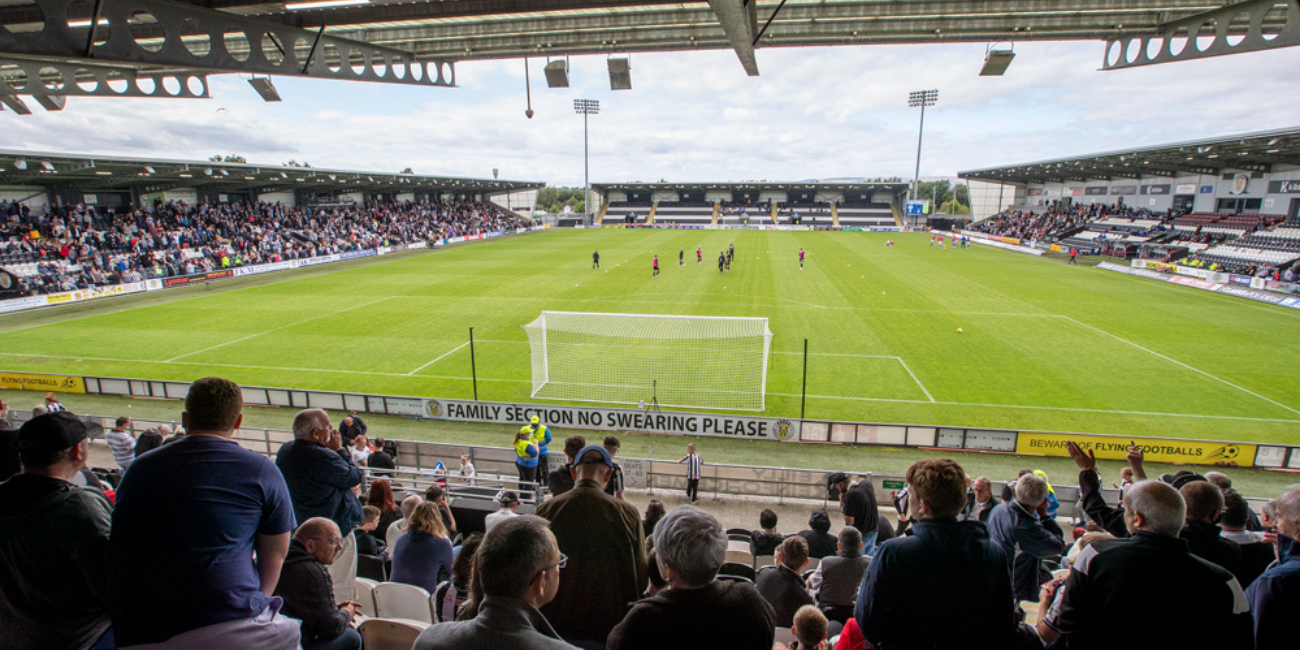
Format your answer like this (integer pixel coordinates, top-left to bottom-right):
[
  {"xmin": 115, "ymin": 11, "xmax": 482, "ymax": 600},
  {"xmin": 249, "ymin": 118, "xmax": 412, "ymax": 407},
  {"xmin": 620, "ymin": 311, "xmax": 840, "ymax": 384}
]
[
  {"xmin": 725, "ymin": 548, "xmax": 754, "ymax": 565},
  {"xmin": 716, "ymin": 574, "xmax": 753, "ymax": 585},
  {"xmin": 372, "ymin": 582, "xmax": 434, "ymax": 623},
  {"xmin": 358, "ymin": 553, "xmax": 387, "ymax": 581},
  {"xmin": 727, "ymin": 533, "xmax": 753, "ymax": 543},
  {"xmin": 754, "ymin": 554, "xmax": 776, "ymax": 570},
  {"xmin": 804, "ymin": 557, "xmax": 820, "ymax": 572},
  {"xmin": 726, "ymin": 527, "xmax": 751, "ymax": 537},
  {"xmin": 774, "ymin": 627, "xmax": 798, "ymax": 647},
  {"xmin": 358, "ymin": 618, "xmax": 428, "ymax": 650},
  {"xmin": 355, "ymin": 578, "xmax": 379, "ymax": 617},
  {"xmin": 718, "ymin": 561, "xmax": 756, "ymax": 582}
]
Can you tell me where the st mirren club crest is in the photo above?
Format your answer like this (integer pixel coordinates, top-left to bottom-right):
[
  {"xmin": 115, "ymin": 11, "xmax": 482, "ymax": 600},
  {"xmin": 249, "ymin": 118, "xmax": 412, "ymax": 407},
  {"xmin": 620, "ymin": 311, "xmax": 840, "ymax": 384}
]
[
  {"xmin": 0, "ymin": 273, "xmax": 11, "ymax": 291},
  {"xmin": 776, "ymin": 419, "xmax": 793, "ymax": 440},
  {"xmin": 426, "ymin": 399, "xmax": 442, "ymax": 418}
]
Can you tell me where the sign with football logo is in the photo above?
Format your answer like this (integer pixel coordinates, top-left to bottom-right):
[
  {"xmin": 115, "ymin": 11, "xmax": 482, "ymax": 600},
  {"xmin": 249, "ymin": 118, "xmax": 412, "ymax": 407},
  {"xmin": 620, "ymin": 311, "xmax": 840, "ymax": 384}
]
[{"xmin": 1016, "ymin": 432, "xmax": 1256, "ymax": 467}]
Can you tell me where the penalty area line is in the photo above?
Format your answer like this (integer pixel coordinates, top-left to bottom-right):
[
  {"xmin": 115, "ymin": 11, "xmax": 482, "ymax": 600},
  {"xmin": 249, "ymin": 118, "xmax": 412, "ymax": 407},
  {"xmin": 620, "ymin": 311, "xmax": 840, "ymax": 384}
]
[{"xmin": 407, "ymin": 341, "xmax": 471, "ymax": 376}]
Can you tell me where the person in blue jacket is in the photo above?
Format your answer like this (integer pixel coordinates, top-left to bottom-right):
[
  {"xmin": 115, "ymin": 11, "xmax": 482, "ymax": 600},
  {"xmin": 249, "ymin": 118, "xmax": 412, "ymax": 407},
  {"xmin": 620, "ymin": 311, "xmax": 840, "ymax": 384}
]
[
  {"xmin": 514, "ymin": 426, "xmax": 539, "ymax": 500},
  {"xmin": 528, "ymin": 416, "xmax": 553, "ymax": 492}
]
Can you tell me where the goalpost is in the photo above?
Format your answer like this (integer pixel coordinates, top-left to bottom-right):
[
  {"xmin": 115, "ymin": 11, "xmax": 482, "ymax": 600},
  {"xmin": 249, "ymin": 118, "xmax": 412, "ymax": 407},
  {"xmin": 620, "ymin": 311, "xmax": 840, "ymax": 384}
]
[{"xmin": 523, "ymin": 311, "xmax": 775, "ymax": 411}]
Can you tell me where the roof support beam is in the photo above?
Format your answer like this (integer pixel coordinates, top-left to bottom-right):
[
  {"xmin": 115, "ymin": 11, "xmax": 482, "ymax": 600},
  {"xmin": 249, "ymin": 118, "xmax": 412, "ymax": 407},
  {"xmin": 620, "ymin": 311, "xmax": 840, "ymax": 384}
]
[
  {"xmin": 707, "ymin": 0, "xmax": 760, "ymax": 76},
  {"xmin": 1102, "ymin": 0, "xmax": 1300, "ymax": 70}
]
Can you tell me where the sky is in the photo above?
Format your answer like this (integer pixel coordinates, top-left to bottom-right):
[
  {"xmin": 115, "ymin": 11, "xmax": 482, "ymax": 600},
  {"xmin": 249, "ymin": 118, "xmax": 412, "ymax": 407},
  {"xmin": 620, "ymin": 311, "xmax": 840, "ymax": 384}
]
[{"xmin": 3, "ymin": 39, "xmax": 1300, "ymax": 187}]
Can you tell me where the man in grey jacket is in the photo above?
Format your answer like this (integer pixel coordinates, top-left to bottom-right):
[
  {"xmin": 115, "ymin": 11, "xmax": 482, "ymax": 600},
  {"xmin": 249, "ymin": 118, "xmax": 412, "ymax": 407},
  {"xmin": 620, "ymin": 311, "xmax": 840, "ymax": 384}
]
[
  {"xmin": 986, "ymin": 472, "xmax": 1066, "ymax": 601},
  {"xmin": 808, "ymin": 526, "xmax": 872, "ymax": 625},
  {"xmin": 413, "ymin": 515, "xmax": 577, "ymax": 650}
]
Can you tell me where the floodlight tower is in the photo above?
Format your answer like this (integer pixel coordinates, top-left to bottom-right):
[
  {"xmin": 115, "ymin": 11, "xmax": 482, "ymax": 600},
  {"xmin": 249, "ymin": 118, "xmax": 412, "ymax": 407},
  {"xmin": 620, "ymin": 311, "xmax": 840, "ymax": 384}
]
[
  {"xmin": 574, "ymin": 99, "xmax": 600, "ymax": 223},
  {"xmin": 908, "ymin": 89, "xmax": 938, "ymax": 203}
]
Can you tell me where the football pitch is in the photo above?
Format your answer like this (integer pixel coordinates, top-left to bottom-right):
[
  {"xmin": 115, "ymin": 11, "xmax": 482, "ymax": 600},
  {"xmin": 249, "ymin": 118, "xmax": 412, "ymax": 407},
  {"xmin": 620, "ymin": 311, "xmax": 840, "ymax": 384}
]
[{"xmin": 3, "ymin": 229, "xmax": 1300, "ymax": 445}]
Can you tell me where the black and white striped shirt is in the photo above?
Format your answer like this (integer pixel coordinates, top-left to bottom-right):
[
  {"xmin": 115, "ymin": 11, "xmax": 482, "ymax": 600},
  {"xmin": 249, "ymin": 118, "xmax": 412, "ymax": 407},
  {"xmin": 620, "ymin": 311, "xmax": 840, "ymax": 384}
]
[{"xmin": 680, "ymin": 453, "xmax": 702, "ymax": 479}]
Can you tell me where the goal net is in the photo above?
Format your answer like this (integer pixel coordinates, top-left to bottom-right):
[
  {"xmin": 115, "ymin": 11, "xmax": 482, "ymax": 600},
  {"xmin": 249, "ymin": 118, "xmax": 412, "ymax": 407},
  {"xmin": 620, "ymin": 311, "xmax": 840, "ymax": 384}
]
[{"xmin": 523, "ymin": 311, "xmax": 774, "ymax": 411}]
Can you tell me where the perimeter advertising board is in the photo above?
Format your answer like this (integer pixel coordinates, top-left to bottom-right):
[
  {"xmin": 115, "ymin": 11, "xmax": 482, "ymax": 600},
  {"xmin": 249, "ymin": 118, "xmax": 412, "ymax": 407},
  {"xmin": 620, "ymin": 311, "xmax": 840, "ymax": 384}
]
[
  {"xmin": 423, "ymin": 398, "xmax": 799, "ymax": 442},
  {"xmin": 0, "ymin": 372, "xmax": 85, "ymax": 393},
  {"xmin": 1017, "ymin": 432, "xmax": 1256, "ymax": 466}
]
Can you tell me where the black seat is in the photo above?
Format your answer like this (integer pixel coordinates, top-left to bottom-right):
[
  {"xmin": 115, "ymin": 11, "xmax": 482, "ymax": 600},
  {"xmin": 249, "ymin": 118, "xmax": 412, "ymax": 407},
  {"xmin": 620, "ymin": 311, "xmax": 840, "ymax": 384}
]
[
  {"xmin": 718, "ymin": 561, "xmax": 755, "ymax": 582},
  {"xmin": 357, "ymin": 553, "xmax": 387, "ymax": 581}
]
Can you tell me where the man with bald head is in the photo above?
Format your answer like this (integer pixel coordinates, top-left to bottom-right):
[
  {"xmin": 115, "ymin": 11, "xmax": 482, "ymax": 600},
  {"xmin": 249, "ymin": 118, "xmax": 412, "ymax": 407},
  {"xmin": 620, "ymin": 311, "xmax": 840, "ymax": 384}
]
[
  {"xmin": 1246, "ymin": 485, "xmax": 1300, "ymax": 650},
  {"xmin": 277, "ymin": 408, "xmax": 363, "ymax": 604},
  {"xmin": 275, "ymin": 518, "xmax": 362, "ymax": 650},
  {"xmin": 1038, "ymin": 480, "xmax": 1251, "ymax": 649}
]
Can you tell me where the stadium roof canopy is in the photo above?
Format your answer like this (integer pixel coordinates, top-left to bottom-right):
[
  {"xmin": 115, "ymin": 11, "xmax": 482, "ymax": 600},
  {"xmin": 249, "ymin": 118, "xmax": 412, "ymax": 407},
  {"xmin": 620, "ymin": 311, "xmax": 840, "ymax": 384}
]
[
  {"xmin": 1, "ymin": 0, "xmax": 1296, "ymax": 111},
  {"xmin": 592, "ymin": 180, "xmax": 910, "ymax": 194},
  {"xmin": 957, "ymin": 126, "xmax": 1300, "ymax": 185},
  {"xmin": 0, "ymin": 149, "xmax": 543, "ymax": 196}
]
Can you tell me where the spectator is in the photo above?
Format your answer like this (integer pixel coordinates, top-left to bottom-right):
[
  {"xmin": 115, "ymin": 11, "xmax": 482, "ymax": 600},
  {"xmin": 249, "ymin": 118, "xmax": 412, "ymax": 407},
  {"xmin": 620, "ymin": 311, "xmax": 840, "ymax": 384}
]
[
  {"xmin": 109, "ymin": 377, "xmax": 301, "ymax": 649},
  {"xmin": 0, "ymin": 399, "xmax": 17, "ymax": 481},
  {"xmin": 752, "ymin": 508, "xmax": 784, "ymax": 556},
  {"xmin": 968, "ymin": 476, "xmax": 1000, "ymax": 523},
  {"xmin": 1180, "ymin": 480, "xmax": 1242, "ymax": 575},
  {"xmin": 535, "ymin": 444, "xmax": 647, "ymax": 649},
  {"xmin": 367, "ymin": 437, "xmax": 395, "ymax": 479},
  {"xmin": 350, "ymin": 435, "xmax": 370, "ymax": 476},
  {"xmin": 365, "ymin": 478, "xmax": 401, "ymax": 546},
  {"xmin": 833, "ymin": 617, "xmax": 868, "ymax": 650},
  {"xmin": 1033, "ymin": 470, "xmax": 1060, "ymax": 518},
  {"xmin": 486, "ymin": 491, "xmax": 521, "ymax": 533},
  {"xmin": 387, "ymin": 494, "xmax": 423, "ymax": 550},
  {"xmin": 644, "ymin": 548, "xmax": 668, "ymax": 597},
  {"xmin": 1206, "ymin": 470, "xmax": 1262, "ymax": 530},
  {"xmin": 277, "ymin": 408, "xmax": 364, "ymax": 604},
  {"xmin": 548, "ymin": 435, "xmax": 586, "ymax": 497},
  {"xmin": 987, "ymin": 472, "xmax": 1066, "ymax": 601},
  {"xmin": 757, "ymin": 535, "xmax": 815, "ymax": 628},
  {"xmin": 792, "ymin": 605, "xmax": 829, "ymax": 650},
  {"xmin": 513, "ymin": 426, "xmax": 540, "ymax": 498},
  {"xmin": 1220, "ymin": 491, "xmax": 1274, "ymax": 589},
  {"xmin": 643, "ymin": 499, "xmax": 666, "ymax": 542},
  {"xmin": 338, "ymin": 414, "xmax": 366, "ymax": 446},
  {"xmin": 0, "ymin": 411, "xmax": 113, "ymax": 650},
  {"xmin": 1037, "ymin": 480, "xmax": 1252, "ymax": 649},
  {"xmin": 608, "ymin": 505, "xmax": 776, "ymax": 649},
  {"xmin": 134, "ymin": 428, "xmax": 164, "ymax": 457},
  {"xmin": 433, "ymin": 533, "xmax": 483, "ymax": 623},
  {"xmin": 412, "ymin": 515, "xmax": 578, "ymax": 650},
  {"xmin": 602, "ymin": 435, "xmax": 626, "ymax": 500},
  {"xmin": 808, "ymin": 526, "xmax": 870, "ymax": 625},
  {"xmin": 1067, "ymin": 441, "xmax": 1145, "ymax": 538},
  {"xmin": 390, "ymin": 501, "xmax": 455, "ymax": 593},
  {"xmin": 354, "ymin": 506, "xmax": 383, "ymax": 556},
  {"xmin": 459, "ymin": 453, "xmax": 477, "ymax": 486},
  {"xmin": 855, "ymin": 458, "xmax": 1019, "ymax": 650},
  {"xmin": 797, "ymin": 509, "xmax": 838, "ymax": 560},
  {"xmin": 105, "ymin": 415, "xmax": 135, "ymax": 470},
  {"xmin": 424, "ymin": 484, "xmax": 458, "ymax": 535},
  {"xmin": 274, "ymin": 517, "xmax": 363, "ymax": 650},
  {"xmin": 1246, "ymin": 485, "xmax": 1300, "ymax": 650},
  {"xmin": 833, "ymin": 473, "xmax": 879, "ymax": 555}
]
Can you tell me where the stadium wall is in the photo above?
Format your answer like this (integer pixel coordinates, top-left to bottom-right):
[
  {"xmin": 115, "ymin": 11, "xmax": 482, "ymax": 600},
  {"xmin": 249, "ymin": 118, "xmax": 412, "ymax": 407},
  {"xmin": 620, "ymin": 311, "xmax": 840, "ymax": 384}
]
[
  {"xmin": 1008, "ymin": 165, "xmax": 1300, "ymax": 216},
  {"xmin": 8, "ymin": 371, "xmax": 1296, "ymax": 472},
  {"xmin": 257, "ymin": 191, "xmax": 297, "ymax": 206}
]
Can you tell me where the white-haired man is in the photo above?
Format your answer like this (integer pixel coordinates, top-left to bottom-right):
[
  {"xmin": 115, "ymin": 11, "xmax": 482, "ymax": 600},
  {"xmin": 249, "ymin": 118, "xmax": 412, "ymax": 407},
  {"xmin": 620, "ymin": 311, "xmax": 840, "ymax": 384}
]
[
  {"xmin": 986, "ymin": 472, "xmax": 1066, "ymax": 601},
  {"xmin": 1038, "ymin": 480, "xmax": 1252, "ymax": 649}
]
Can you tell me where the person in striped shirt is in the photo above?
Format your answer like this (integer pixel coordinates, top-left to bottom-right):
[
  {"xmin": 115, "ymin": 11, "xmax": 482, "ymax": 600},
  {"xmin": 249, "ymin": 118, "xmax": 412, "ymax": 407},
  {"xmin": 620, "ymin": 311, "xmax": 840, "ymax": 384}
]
[
  {"xmin": 43, "ymin": 393, "xmax": 67, "ymax": 413},
  {"xmin": 105, "ymin": 416, "xmax": 136, "ymax": 470},
  {"xmin": 678, "ymin": 443, "xmax": 702, "ymax": 504}
]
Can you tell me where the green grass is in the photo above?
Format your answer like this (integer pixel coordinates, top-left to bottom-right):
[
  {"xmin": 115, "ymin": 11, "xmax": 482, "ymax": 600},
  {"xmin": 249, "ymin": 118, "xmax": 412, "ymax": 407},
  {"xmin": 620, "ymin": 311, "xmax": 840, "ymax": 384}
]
[{"xmin": 3, "ymin": 229, "xmax": 1300, "ymax": 447}]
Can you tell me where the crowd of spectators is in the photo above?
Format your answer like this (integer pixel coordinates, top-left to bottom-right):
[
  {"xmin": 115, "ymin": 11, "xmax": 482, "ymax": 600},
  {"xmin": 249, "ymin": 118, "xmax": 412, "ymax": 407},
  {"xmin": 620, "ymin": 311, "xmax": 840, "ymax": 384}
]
[
  {"xmin": 970, "ymin": 202, "xmax": 1173, "ymax": 242},
  {"xmin": 0, "ymin": 197, "xmax": 528, "ymax": 297},
  {"xmin": 2, "ymin": 383, "xmax": 1299, "ymax": 650}
]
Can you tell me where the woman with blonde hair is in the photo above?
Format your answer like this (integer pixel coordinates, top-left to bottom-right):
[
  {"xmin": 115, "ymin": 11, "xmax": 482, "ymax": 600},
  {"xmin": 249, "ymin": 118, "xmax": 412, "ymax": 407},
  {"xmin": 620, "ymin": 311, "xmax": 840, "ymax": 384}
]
[{"xmin": 389, "ymin": 500, "xmax": 453, "ymax": 592}]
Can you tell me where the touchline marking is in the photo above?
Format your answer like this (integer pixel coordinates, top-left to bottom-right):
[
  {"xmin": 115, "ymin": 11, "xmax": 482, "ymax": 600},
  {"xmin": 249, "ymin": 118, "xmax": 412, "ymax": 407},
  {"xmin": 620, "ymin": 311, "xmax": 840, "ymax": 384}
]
[
  {"xmin": 770, "ymin": 351, "xmax": 898, "ymax": 358},
  {"xmin": 767, "ymin": 392, "xmax": 1300, "ymax": 424},
  {"xmin": 407, "ymin": 341, "xmax": 471, "ymax": 376},
  {"xmin": 387, "ymin": 294, "xmax": 1055, "ymax": 317},
  {"xmin": 165, "ymin": 297, "xmax": 394, "ymax": 362},
  {"xmin": 1057, "ymin": 315, "xmax": 1300, "ymax": 417},
  {"xmin": 0, "ymin": 351, "xmax": 532, "ymax": 383}
]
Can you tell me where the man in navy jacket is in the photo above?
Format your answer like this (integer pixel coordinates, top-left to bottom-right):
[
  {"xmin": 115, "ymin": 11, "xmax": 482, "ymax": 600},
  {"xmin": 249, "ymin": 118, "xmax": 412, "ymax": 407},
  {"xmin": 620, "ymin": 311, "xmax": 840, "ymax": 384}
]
[{"xmin": 1246, "ymin": 485, "xmax": 1300, "ymax": 650}]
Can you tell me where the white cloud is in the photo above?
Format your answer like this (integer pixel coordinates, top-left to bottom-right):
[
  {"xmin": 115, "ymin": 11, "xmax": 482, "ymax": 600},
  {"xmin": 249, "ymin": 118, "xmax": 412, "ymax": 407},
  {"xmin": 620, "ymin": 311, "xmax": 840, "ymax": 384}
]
[{"xmin": 1, "ymin": 41, "xmax": 1298, "ymax": 186}]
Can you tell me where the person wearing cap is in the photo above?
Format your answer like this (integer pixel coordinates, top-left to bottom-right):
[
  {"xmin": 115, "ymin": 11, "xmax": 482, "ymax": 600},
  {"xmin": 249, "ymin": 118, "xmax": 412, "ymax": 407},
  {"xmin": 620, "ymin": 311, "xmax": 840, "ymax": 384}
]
[
  {"xmin": 797, "ymin": 508, "xmax": 839, "ymax": 560},
  {"xmin": 0, "ymin": 411, "xmax": 114, "ymax": 650},
  {"xmin": 109, "ymin": 377, "xmax": 301, "ymax": 650},
  {"xmin": 514, "ymin": 426, "xmax": 540, "ymax": 500},
  {"xmin": 535, "ymin": 444, "xmax": 647, "ymax": 649},
  {"xmin": 527, "ymin": 416, "xmax": 553, "ymax": 492},
  {"xmin": 486, "ymin": 491, "xmax": 521, "ymax": 533}
]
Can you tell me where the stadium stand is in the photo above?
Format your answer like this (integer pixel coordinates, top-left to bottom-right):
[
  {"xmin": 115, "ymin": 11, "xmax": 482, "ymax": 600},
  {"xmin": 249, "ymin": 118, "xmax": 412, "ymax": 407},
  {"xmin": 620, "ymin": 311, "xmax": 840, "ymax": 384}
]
[
  {"xmin": 0, "ymin": 197, "xmax": 526, "ymax": 297},
  {"xmin": 834, "ymin": 202, "xmax": 896, "ymax": 229}
]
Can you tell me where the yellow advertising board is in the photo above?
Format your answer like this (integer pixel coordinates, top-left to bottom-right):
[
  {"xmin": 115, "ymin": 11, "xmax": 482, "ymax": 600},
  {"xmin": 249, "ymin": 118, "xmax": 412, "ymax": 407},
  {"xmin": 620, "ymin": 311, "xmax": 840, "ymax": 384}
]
[
  {"xmin": 0, "ymin": 372, "xmax": 86, "ymax": 394},
  {"xmin": 1016, "ymin": 431, "xmax": 1255, "ymax": 467}
]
